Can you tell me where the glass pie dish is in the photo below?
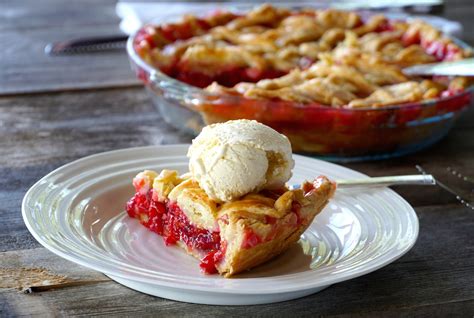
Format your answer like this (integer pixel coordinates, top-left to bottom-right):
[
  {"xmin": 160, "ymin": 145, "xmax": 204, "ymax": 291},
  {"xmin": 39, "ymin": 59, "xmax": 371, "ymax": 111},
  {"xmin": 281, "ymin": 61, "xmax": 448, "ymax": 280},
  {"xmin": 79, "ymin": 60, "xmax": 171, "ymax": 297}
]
[{"xmin": 126, "ymin": 7, "xmax": 473, "ymax": 162}]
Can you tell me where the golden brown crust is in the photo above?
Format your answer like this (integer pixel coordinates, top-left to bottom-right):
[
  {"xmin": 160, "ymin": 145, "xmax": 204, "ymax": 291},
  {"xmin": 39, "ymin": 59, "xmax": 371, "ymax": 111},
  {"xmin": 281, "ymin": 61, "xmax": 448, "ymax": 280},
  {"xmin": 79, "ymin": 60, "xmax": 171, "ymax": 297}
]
[
  {"xmin": 219, "ymin": 222, "xmax": 304, "ymax": 277},
  {"xmin": 133, "ymin": 169, "xmax": 335, "ymax": 277},
  {"xmin": 217, "ymin": 176, "xmax": 335, "ymax": 276},
  {"xmin": 168, "ymin": 178, "xmax": 219, "ymax": 230},
  {"xmin": 137, "ymin": 4, "xmax": 472, "ymax": 108},
  {"xmin": 152, "ymin": 169, "xmax": 184, "ymax": 202}
]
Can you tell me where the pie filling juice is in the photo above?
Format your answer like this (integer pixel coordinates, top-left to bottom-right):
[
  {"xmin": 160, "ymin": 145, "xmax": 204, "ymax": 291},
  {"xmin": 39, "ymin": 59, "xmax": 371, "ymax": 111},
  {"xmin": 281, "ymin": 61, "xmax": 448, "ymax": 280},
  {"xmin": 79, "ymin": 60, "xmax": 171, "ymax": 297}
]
[
  {"xmin": 126, "ymin": 189, "xmax": 225, "ymax": 273},
  {"xmin": 126, "ymin": 184, "xmax": 312, "ymax": 274}
]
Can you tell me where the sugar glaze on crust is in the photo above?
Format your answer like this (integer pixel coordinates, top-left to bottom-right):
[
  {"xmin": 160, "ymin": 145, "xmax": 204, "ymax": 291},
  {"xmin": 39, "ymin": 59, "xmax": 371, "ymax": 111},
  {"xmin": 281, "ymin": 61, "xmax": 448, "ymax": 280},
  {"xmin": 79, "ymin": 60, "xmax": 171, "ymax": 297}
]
[{"xmin": 126, "ymin": 169, "xmax": 335, "ymax": 277}]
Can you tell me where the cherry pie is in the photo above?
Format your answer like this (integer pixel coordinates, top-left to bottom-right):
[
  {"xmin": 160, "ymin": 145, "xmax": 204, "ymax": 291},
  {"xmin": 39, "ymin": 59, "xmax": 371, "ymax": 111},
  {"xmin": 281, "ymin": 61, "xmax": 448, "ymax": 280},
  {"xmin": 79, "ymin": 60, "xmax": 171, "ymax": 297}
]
[
  {"xmin": 133, "ymin": 4, "xmax": 472, "ymax": 109},
  {"xmin": 126, "ymin": 169, "xmax": 335, "ymax": 277}
]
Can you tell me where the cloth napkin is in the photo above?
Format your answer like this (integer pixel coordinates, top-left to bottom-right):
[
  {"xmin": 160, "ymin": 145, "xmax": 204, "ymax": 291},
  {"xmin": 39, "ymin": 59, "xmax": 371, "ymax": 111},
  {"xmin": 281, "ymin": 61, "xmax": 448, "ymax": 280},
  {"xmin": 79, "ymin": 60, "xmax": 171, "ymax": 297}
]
[{"xmin": 116, "ymin": 1, "xmax": 462, "ymax": 37}]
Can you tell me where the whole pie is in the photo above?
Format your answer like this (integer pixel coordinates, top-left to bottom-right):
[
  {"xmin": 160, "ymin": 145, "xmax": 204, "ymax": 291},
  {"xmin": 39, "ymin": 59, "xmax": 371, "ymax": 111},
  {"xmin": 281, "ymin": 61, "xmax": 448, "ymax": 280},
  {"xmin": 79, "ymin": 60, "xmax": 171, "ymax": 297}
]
[
  {"xmin": 126, "ymin": 169, "xmax": 335, "ymax": 276},
  {"xmin": 133, "ymin": 4, "xmax": 472, "ymax": 109}
]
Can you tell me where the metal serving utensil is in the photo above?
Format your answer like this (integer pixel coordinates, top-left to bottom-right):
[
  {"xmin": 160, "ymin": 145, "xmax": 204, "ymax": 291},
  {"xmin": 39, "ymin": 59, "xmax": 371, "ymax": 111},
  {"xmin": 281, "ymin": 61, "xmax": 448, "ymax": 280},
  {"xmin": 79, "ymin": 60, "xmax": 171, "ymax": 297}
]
[
  {"xmin": 44, "ymin": 35, "xmax": 128, "ymax": 55},
  {"xmin": 336, "ymin": 174, "xmax": 435, "ymax": 188},
  {"xmin": 324, "ymin": 167, "xmax": 473, "ymax": 211},
  {"xmin": 291, "ymin": 174, "xmax": 435, "ymax": 189},
  {"xmin": 416, "ymin": 165, "xmax": 474, "ymax": 210},
  {"xmin": 403, "ymin": 58, "xmax": 474, "ymax": 76}
]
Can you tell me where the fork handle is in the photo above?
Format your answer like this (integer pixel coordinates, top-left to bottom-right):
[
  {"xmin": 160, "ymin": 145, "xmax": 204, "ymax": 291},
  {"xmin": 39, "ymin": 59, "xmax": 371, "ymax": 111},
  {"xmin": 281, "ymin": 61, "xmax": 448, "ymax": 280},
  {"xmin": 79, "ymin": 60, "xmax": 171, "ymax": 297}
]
[{"xmin": 336, "ymin": 174, "xmax": 436, "ymax": 188}]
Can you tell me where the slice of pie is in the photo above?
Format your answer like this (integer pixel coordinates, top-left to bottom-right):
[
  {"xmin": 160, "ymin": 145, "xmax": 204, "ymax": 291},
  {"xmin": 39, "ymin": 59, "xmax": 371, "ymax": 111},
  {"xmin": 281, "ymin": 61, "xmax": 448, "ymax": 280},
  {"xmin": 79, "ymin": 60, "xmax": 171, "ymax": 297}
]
[{"xmin": 126, "ymin": 169, "xmax": 335, "ymax": 277}]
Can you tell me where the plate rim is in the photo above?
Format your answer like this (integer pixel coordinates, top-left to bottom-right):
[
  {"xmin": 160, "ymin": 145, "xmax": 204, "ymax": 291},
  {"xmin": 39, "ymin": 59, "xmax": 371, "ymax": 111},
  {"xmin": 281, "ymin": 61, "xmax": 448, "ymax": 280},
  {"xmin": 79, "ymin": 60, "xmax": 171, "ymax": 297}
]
[{"xmin": 22, "ymin": 144, "xmax": 419, "ymax": 295}]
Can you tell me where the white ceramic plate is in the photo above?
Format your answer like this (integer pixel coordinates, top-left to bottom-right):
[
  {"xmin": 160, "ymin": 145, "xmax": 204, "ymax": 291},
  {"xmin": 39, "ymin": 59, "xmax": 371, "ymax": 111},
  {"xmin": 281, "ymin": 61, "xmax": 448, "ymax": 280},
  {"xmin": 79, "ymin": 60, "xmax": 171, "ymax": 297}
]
[{"xmin": 22, "ymin": 145, "xmax": 418, "ymax": 305}]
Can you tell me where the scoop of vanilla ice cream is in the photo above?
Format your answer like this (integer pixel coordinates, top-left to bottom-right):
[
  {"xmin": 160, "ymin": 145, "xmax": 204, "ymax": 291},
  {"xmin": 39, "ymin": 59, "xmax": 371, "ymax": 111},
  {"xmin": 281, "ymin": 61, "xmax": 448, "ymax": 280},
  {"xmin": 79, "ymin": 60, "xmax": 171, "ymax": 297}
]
[{"xmin": 187, "ymin": 120, "xmax": 294, "ymax": 202}]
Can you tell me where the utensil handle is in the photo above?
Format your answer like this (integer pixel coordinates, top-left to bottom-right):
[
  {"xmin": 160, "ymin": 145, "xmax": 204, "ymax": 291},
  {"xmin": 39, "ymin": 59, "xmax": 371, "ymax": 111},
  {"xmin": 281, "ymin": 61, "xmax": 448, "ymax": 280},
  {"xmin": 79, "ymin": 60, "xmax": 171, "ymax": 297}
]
[
  {"xmin": 336, "ymin": 175, "xmax": 436, "ymax": 188},
  {"xmin": 45, "ymin": 35, "xmax": 128, "ymax": 55},
  {"xmin": 403, "ymin": 58, "xmax": 474, "ymax": 76}
]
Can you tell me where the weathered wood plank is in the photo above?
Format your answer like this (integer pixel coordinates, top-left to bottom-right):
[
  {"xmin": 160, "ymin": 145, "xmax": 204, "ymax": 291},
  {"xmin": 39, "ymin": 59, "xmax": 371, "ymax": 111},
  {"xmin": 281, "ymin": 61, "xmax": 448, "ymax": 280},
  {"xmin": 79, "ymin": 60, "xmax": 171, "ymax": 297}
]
[
  {"xmin": 2, "ymin": 282, "xmax": 472, "ymax": 317},
  {"xmin": 346, "ymin": 124, "xmax": 474, "ymax": 208},
  {"xmin": 2, "ymin": 0, "xmax": 474, "ymax": 315},
  {"xmin": 2, "ymin": 202, "xmax": 474, "ymax": 318},
  {"xmin": 0, "ymin": 88, "xmax": 190, "ymax": 252},
  {"xmin": 0, "ymin": 248, "xmax": 107, "ymax": 285},
  {"xmin": 1, "ymin": 88, "xmax": 473, "ymax": 253},
  {"xmin": 0, "ymin": 27, "xmax": 139, "ymax": 95},
  {"xmin": 0, "ymin": 0, "xmax": 118, "ymax": 32},
  {"xmin": 0, "ymin": 88, "xmax": 190, "ymax": 168},
  {"xmin": 1, "ymin": 88, "xmax": 473, "ymax": 170},
  {"xmin": 0, "ymin": 0, "xmax": 141, "ymax": 95}
]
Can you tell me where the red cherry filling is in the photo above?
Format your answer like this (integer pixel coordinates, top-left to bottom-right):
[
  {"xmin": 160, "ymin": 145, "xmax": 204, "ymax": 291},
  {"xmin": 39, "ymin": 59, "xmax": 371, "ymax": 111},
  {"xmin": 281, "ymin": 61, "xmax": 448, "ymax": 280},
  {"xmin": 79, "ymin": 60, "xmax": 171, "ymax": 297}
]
[
  {"xmin": 172, "ymin": 65, "xmax": 288, "ymax": 88},
  {"xmin": 126, "ymin": 191, "xmax": 224, "ymax": 274},
  {"xmin": 374, "ymin": 20, "xmax": 394, "ymax": 33},
  {"xmin": 134, "ymin": 10, "xmax": 466, "ymax": 96},
  {"xmin": 423, "ymin": 40, "xmax": 460, "ymax": 61},
  {"xmin": 165, "ymin": 202, "xmax": 221, "ymax": 251},
  {"xmin": 242, "ymin": 229, "xmax": 263, "ymax": 249},
  {"xmin": 200, "ymin": 241, "xmax": 227, "ymax": 274}
]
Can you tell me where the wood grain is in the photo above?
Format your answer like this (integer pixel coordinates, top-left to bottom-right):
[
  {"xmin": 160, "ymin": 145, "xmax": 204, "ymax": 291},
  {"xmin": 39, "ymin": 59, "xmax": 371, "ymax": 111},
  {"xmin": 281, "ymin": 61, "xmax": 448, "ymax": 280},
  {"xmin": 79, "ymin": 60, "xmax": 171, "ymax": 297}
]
[
  {"xmin": 1, "ymin": 88, "xmax": 473, "ymax": 317},
  {"xmin": 0, "ymin": 27, "xmax": 139, "ymax": 95},
  {"xmin": 0, "ymin": 0, "xmax": 118, "ymax": 31},
  {"xmin": 1, "ymin": 0, "xmax": 474, "ymax": 316},
  {"xmin": 0, "ymin": 0, "xmax": 140, "ymax": 95},
  {"xmin": 0, "ymin": 88, "xmax": 189, "ymax": 252},
  {"xmin": 2, "ymin": 202, "xmax": 474, "ymax": 317}
]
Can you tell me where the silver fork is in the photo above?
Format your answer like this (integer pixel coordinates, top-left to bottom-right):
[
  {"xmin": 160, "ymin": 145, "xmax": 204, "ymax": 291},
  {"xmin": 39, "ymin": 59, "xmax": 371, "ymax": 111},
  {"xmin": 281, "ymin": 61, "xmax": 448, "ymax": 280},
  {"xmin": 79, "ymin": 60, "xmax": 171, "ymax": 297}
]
[
  {"xmin": 336, "ymin": 174, "xmax": 436, "ymax": 188},
  {"xmin": 291, "ymin": 174, "xmax": 435, "ymax": 189},
  {"xmin": 416, "ymin": 165, "xmax": 474, "ymax": 210}
]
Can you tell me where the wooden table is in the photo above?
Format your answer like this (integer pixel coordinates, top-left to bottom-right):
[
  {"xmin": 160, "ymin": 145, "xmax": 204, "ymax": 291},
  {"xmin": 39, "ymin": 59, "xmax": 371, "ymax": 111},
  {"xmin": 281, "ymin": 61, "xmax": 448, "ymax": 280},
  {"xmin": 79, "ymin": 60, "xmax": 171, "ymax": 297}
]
[{"xmin": 1, "ymin": 1, "xmax": 473, "ymax": 316}]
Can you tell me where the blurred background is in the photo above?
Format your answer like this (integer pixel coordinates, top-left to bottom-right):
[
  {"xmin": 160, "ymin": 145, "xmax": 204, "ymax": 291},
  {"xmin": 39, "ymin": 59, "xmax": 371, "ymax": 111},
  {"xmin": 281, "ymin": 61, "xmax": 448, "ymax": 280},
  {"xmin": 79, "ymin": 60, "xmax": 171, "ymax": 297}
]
[{"xmin": 1, "ymin": 0, "xmax": 471, "ymax": 95}]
